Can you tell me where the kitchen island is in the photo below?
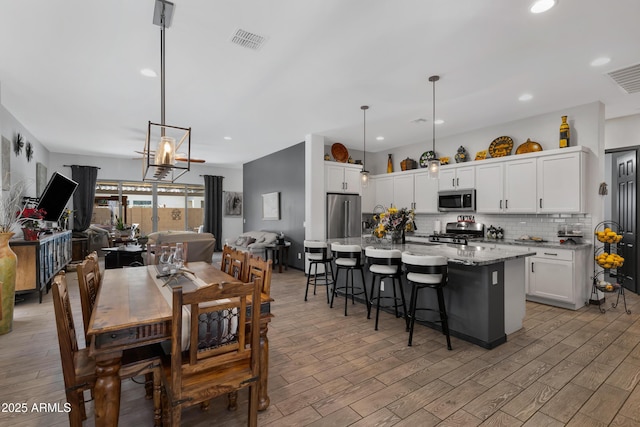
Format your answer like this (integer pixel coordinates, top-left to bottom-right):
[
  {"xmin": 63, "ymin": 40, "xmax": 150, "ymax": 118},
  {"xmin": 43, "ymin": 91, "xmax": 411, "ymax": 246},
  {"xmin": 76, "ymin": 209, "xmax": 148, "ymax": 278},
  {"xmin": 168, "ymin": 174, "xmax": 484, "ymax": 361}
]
[{"xmin": 329, "ymin": 237, "xmax": 533, "ymax": 348}]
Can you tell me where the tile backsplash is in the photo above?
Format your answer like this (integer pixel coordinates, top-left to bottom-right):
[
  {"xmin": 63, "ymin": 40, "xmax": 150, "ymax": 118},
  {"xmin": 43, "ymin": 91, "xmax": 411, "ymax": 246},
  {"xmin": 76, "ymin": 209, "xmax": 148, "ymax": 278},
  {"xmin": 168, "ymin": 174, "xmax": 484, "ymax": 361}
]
[{"xmin": 412, "ymin": 213, "xmax": 593, "ymax": 244}]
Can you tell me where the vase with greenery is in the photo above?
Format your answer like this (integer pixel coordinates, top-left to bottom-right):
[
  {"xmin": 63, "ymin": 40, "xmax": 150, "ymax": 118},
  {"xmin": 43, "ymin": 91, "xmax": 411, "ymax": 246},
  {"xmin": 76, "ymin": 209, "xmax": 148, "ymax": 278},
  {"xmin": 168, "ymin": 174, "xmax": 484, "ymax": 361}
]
[{"xmin": 0, "ymin": 181, "xmax": 27, "ymax": 334}]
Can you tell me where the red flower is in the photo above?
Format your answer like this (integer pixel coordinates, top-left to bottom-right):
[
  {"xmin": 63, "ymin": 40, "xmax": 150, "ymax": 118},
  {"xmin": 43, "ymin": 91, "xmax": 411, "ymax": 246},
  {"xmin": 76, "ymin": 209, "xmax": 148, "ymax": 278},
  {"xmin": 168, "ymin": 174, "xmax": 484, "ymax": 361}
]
[{"xmin": 18, "ymin": 208, "xmax": 47, "ymax": 219}]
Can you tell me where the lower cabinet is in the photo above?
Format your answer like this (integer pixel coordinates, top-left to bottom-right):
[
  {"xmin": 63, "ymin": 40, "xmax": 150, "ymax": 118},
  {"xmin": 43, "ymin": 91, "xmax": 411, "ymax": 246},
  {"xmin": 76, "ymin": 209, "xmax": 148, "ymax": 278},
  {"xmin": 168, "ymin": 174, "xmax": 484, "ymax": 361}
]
[
  {"xmin": 525, "ymin": 247, "xmax": 590, "ymax": 310},
  {"xmin": 10, "ymin": 230, "xmax": 72, "ymax": 303}
]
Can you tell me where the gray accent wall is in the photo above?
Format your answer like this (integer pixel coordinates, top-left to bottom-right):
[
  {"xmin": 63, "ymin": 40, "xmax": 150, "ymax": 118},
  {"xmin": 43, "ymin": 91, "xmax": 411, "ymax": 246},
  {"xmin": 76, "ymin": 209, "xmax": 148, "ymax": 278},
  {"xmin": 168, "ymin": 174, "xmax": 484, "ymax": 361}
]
[{"xmin": 243, "ymin": 141, "xmax": 305, "ymax": 270}]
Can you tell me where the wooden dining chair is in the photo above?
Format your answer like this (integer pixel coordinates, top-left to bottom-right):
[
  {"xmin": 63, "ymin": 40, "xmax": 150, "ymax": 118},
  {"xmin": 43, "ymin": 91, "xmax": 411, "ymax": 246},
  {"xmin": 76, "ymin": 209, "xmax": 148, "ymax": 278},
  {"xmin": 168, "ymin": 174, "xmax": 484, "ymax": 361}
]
[
  {"xmin": 161, "ymin": 279, "xmax": 261, "ymax": 427},
  {"xmin": 52, "ymin": 272, "xmax": 163, "ymax": 427},
  {"xmin": 76, "ymin": 256, "xmax": 100, "ymax": 347},
  {"xmin": 85, "ymin": 251, "xmax": 102, "ymax": 285},
  {"xmin": 220, "ymin": 244, "xmax": 233, "ymax": 274}
]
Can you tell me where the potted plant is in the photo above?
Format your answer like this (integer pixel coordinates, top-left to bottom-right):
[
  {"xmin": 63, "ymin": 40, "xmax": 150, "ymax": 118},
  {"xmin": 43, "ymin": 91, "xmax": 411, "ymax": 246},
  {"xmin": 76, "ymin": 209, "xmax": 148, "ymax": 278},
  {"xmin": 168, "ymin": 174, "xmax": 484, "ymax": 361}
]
[{"xmin": 18, "ymin": 207, "xmax": 46, "ymax": 240}]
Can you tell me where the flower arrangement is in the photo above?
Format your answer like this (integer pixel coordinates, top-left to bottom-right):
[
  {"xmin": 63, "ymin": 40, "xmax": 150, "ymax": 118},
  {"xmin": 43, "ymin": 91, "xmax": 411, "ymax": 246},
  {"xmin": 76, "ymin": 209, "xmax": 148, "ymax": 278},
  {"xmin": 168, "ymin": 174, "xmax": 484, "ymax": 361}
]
[
  {"xmin": 372, "ymin": 207, "xmax": 415, "ymax": 239},
  {"xmin": 19, "ymin": 207, "xmax": 47, "ymax": 230},
  {"xmin": 0, "ymin": 181, "xmax": 28, "ymax": 234}
]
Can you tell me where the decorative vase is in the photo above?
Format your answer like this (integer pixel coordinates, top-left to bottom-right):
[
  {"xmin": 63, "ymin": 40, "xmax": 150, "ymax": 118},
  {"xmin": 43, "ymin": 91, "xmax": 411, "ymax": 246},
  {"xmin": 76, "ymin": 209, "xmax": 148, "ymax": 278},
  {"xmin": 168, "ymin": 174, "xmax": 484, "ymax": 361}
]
[
  {"xmin": 391, "ymin": 230, "xmax": 404, "ymax": 244},
  {"xmin": 387, "ymin": 154, "xmax": 393, "ymax": 173},
  {"xmin": 559, "ymin": 115, "xmax": 570, "ymax": 148},
  {"xmin": 0, "ymin": 232, "xmax": 17, "ymax": 335},
  {"xmin": 22, "ymin": 228, "xmax": 39, "ymax": 241}
]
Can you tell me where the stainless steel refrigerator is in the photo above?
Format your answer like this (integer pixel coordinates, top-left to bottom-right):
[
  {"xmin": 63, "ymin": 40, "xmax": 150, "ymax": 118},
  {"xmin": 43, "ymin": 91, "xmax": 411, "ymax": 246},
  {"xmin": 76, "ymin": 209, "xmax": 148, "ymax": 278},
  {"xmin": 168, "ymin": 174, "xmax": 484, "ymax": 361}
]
[{"xmin": 326, "ymin": 193, "xmax": 362, "ymax": 239}]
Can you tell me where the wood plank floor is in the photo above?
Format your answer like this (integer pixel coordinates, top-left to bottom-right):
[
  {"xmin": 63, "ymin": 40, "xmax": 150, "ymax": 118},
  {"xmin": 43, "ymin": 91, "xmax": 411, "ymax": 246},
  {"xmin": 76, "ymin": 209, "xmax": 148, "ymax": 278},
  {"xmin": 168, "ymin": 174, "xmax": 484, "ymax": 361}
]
[{"xmin": 1, "ymin": 263, "xmax": 640, "ymax": 426}]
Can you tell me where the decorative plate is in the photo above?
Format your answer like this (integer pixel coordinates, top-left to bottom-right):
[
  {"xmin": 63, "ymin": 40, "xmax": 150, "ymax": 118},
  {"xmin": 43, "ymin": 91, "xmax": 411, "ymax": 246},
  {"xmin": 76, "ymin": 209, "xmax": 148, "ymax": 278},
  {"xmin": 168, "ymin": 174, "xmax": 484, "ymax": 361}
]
[
  {"xmin": 488, "ymin": 136, "xmax": 514, "ymax": 158},
  {"xmin": 475, "ymin": 150, "xmax": 487, "ymax": 160},
  {"xmin": 331, "ymin": 143, "xmax": 349, "ymax": 163},
  {"xmin": 419, "ymin": 151, "xmax": 437, "ymax": 167},
  {"xmin": 515, "ymin": 138, "xmax": 543, "ymax": 155}
]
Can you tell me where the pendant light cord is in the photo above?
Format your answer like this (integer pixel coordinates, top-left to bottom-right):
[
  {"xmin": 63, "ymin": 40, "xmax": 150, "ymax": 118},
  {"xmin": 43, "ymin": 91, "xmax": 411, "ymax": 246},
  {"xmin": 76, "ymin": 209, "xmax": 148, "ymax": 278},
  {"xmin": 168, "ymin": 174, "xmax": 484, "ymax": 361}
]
[
  {"xmin": 160, "ymin": 1, "xmax": 167, "ymax": 136},
  {"xmin": 361, "ymin": 105, "xmax": 369, "ymax": 171},
  {"xmin": 429, "ymin": 75, "xmax": 439, "ymax": 153}
]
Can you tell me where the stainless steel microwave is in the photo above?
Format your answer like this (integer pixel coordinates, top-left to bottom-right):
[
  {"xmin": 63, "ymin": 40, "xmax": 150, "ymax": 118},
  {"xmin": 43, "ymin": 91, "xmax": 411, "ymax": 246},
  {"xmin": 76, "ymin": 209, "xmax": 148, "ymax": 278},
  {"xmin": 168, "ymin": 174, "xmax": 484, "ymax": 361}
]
[{"xmin": 438, "ymin": 189, "xmax": 476, "ymax": 212}]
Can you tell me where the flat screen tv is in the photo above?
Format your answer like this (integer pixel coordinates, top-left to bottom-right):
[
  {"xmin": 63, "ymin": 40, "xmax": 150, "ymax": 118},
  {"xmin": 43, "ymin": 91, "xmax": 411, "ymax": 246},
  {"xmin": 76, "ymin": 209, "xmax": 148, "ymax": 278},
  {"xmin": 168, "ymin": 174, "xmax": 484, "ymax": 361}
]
[{"xmin": 36, "ymin": 172, "xmax": 79, "ymax": 222}]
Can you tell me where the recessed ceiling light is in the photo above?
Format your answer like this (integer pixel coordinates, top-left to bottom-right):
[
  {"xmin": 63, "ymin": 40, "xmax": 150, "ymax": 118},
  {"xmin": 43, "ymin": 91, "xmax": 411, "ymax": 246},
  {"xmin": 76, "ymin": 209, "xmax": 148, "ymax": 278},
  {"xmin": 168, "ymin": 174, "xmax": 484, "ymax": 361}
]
[
  {"xmin": 140, "ymin": 68, "xmax": 157, "ymax": 77},
  {"xmin": 530, "ymin": 0, "xmax": 556, "ymax": 14},
  {"xmin": 223, "ymin": 136, "xmax": 232, "ymax": 140},
  {"xmin": 590, "ymin": 57, "xmax": 611, "ymax": 67},
  {"xmin": 376, "ymin": 136, "xmax": 384, "ymax": 141},
  {"xmin": 434, "ymin": 119, "xmax": 444, "ymax": 125},
  {"xmin": 519, "ymin": 93, "xmax": 533, "ymax": 101}
]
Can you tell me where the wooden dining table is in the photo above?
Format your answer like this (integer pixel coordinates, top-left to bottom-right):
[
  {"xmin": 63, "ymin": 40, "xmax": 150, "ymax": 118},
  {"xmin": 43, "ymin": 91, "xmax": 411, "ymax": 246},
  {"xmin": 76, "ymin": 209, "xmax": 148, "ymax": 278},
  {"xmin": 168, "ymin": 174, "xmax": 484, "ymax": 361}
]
[{"xmin": 87, "ymin": 261, "xmax": 274, "ymax": 426}]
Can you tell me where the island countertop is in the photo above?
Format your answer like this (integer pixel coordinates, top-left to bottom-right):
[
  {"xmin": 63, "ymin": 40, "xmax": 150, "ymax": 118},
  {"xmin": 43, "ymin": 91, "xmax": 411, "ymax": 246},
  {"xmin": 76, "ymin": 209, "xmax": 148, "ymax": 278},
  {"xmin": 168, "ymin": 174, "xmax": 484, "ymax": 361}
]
[{"xmin": 329, "ymin": 236, "xmax": 533, "ymax": 266}]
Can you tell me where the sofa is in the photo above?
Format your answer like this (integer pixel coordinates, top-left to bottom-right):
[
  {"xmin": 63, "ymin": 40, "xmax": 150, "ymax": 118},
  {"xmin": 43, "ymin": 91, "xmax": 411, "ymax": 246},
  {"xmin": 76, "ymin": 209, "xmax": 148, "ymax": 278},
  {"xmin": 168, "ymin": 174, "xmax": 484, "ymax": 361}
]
[
  {"xmin": 147, "ymin": 230, "xmax": 216, "ymax": 263},
  {"xmin": 227, "ymin": 231, "xmax": 278, "ymax": 259}
]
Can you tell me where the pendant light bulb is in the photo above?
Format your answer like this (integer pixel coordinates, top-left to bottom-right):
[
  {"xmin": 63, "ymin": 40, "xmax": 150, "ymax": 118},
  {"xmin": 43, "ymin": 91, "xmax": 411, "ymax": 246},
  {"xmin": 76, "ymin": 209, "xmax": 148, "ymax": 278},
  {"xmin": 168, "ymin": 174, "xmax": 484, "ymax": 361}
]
[
  {"xmin": 360, "ymin": 105, "xmax": 370, "ymax": 188},
  {"xmin": 428, "ymin": 75, "xmax": 440, "ymax": 179}
]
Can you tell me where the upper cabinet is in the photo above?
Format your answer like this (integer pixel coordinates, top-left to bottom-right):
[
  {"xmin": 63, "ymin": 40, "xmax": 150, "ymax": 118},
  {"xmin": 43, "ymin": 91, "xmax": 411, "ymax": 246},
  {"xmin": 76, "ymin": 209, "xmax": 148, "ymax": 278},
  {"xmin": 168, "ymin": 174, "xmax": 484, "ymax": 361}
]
[
  {"xmin": 413, "ymin": 172, "xmax": 439, "ymax": 213},
  {"xmin": 362, "ymin": 178, "xmax": 377, "ymax": 213},
  {"xmin": 325, "ymin": 163, "xmax": 363, "ymax": 194},
  {"xmin": 438, "ymin": 165, "xmax": 475, "ymax": 191},
  {"xmin": 375, "ymin": 176, "xmax": 394, "ymax": 209},
  {"xmin": 537, "ymin": 151, "xmax": 585, "ymax": 213},
  {"xmin": 476, "ymin": 158, "xmax": 537, "ymax": 213}
]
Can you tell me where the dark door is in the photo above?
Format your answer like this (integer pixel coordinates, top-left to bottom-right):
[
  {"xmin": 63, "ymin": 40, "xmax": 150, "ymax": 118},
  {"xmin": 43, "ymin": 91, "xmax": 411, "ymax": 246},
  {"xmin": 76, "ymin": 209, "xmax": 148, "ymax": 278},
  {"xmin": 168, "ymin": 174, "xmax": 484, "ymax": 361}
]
[{"xmin": 613, "ymin": 151, "xmax": 637, "ymax": 293}]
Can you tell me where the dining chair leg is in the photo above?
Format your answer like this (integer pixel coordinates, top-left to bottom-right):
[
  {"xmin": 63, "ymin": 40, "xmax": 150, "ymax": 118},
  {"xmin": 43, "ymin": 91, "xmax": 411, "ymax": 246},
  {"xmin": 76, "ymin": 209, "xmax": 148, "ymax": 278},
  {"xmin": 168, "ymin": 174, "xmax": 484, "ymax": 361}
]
[
  {"xmin": 329, "ymin": 267, "xmax": 339, "ymax": 309},
  {"xmin": 374, "ymin": 277, "xmax": 382, "ymax": 331},
  {"xmin": 326, "ymin": 261, "xmax": 334, "ymax": 303},
  {"xmin": 304, "ymin": 262, "xmax": 313, "ymax": 301},
  {"xmin": 344, "ymin": 268, "xmax": 350, "ymax": 316},
  {"xmin": 144, "ymin": 372, "xmax": 153, "ymax": 399},
  {"xmin": 367, "ymin": 274, "xmax": 375, "ymax": 319},
  {"xmin": 227, "ymin": 391, "xmax": 238, "ymax": 411},
  {"xmin": 153, "ymin": 369, "xmax": 162, "ymax": 427},
  {"xmin": 398, "ymin": 276, "xmax": 409, "ymax": 328},
  {"xmin": 350, "ymin": 269, "xmax": 356, "ymax": 304},
  {"xmin": 392, "ymin": 276, "xmax": 399, "ymax": 317}
]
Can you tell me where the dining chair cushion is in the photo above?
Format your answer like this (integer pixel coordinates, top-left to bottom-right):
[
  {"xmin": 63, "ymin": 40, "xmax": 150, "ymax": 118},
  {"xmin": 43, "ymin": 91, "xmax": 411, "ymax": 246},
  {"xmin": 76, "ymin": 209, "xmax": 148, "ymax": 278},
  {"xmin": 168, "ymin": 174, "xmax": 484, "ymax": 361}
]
[
  {"xmin": 335, "ymin": 258, "xmax": 357, "ymax": 267},
  {"xmin": 406, "ymin": 272, "xmax": 444, "ymax": 285}
]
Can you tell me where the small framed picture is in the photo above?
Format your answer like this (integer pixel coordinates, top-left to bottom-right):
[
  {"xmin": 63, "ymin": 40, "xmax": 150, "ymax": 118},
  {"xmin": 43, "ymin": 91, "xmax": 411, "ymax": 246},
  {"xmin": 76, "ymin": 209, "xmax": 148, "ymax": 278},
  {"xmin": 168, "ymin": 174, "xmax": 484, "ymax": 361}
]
[
  {"xmin": 262, "ymin": 192, "xmax": 280, "ymax": 220},
  {"xmin": 224, "ymin": 191, "xmax": 243, "ymax": 216}
]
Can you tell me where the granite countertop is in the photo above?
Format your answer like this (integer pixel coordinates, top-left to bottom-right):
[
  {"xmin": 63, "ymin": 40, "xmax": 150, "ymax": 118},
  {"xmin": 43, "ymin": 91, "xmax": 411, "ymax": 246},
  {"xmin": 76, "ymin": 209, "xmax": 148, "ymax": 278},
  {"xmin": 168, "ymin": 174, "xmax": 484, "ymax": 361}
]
[
  {"xmin": 329, "ymin": 236, "xmax": 533, "ymax": 266},
  {"xmin": 406, "ymin": 233, "xmax": 591, "ymax": 251}
]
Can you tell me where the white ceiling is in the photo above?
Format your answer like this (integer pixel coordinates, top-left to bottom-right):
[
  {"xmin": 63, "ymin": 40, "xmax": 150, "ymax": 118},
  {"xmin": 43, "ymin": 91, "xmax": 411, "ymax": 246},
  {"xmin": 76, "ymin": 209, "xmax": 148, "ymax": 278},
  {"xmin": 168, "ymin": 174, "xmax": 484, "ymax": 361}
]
[{"xmin": 0, "ymin": 0, "xmax": 639, "ymax": 168}]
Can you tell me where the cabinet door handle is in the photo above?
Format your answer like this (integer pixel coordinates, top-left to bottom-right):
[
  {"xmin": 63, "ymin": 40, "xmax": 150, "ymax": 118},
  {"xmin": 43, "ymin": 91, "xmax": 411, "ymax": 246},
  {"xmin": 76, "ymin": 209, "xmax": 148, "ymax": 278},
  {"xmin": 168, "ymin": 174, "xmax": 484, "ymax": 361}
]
[
  {"xmin": 345, "ymin": 182, "xmax": 348, "ymax": 190},
  {"xmin": 452, "ymin": 178, "xmax": 455, "ymax": 187},
  {"xmin": 499, "ymin": 200, "xmax": 502, "ymax": 209},
  {"xmin": 456, "ymin": 177, "xmax": 459, "ymax": 187},
  {"xmin": 531, "ymin": 262, "xmax": 534, "ymax": 273},
  {"xmin": 543, "ymin": 252, "xmax": 558, "ymax": 256},
  {"xmin": 505, "ymin": 200, "xmax": 508, "ymax": 209},
  {"xmin": 539, "ymin": 198, "xmax": 542, "ymax": 209}
]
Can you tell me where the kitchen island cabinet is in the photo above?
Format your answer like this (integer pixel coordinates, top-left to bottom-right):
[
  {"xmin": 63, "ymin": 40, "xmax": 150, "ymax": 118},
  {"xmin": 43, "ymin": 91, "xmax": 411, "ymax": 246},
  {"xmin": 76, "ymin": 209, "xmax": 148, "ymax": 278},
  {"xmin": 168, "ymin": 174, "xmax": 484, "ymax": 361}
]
[{"xmin": 329, "ymin": 238, "xmax": 532, "ymax": 348}]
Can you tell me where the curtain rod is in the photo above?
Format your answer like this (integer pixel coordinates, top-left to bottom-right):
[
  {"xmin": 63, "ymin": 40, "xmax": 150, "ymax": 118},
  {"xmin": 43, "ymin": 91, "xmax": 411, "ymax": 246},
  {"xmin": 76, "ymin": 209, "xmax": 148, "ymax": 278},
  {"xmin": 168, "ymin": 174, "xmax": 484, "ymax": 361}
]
[{"xmin": 64, "ymin": 164, "xmax": 101, "ymax": 169}]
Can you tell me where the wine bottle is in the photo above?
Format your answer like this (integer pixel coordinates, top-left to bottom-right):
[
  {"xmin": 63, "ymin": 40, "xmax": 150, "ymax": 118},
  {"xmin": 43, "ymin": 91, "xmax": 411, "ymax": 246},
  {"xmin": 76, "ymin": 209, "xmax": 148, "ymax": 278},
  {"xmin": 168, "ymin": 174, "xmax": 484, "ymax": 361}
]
[
  {"xmin": 387, "ymin": 154, "xmax": 393, "ymax": 173},
  {"xmin": 559, "ymin": 115, "xmax": 570, "ymax": 148}
]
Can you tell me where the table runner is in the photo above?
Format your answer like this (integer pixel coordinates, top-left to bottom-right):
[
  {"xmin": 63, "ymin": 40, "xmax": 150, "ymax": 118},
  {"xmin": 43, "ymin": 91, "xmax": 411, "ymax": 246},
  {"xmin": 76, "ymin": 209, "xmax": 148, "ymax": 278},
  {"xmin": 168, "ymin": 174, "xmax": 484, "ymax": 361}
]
[{"xmin": 149, "ymin": 265, "xmax": 238, "ymax": 351}]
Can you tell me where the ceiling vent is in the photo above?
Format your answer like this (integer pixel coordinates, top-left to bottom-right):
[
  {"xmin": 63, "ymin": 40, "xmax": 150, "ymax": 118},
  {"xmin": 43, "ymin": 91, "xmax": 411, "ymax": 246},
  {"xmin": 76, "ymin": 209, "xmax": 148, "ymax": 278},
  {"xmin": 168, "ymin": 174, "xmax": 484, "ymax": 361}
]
[
  {"xmin": 410, "ymin": 118, "xmax": 428, "ymax": 124},
  {"xmin": 230, "ymin": 29, "xmax": 266, "ymax": 51},
  {"xmin": 607, "ymin": 63, "xmax": 640, "ymax": 94}
]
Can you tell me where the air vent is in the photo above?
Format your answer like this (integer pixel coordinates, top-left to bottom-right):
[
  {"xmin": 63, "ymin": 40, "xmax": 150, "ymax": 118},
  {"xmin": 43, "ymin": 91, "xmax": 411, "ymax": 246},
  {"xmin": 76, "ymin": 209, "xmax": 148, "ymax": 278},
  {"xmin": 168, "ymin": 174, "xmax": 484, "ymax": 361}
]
[
  {"xmin": 411, "ymin": 118, "xmax": 428, "ymax": 124},
  {"xmin": 607, "ymin": 63, "xmax": 640, "ymax": 94},
  {"xmin": 230, "ymin": 29, "xmax": 266, "ymax": 51}
]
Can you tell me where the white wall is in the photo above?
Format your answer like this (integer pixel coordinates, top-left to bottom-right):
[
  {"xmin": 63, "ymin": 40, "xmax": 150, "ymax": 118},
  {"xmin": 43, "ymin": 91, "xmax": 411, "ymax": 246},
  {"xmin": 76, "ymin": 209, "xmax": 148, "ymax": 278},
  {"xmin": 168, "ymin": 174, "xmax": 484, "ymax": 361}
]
[
  {"xmin": 48, "ymin": 153, "xmax": 244, "ymax": 244},
  {"xmin": 605, "ymin": 114, "xmax": 640, "ymax": 150}
]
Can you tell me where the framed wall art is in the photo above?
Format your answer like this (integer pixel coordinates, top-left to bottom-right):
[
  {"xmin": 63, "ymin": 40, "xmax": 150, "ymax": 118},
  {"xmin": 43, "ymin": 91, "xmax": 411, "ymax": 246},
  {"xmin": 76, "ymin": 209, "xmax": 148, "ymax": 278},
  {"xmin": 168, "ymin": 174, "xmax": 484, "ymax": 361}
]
[
  {"xmin": 1, "ymin": 136, "xmax": 10, "ymax": 190},
  {"xmin": 224, "ymin": 191, "xmax": 243, "ymax": 216},
  {"xmin": 36, "ymin": 162, "xmax": 47, "ymax": 196},
  {"xmin": 261, "ymin": 192, "xmax": 280, "ymax": 220}
]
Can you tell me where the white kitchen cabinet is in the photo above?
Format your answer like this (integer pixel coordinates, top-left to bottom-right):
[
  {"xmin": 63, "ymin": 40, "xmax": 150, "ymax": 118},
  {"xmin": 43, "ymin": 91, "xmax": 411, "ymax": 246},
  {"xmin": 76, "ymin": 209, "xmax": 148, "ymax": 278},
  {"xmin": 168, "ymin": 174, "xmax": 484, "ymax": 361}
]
[
  {"xmin": 413, "ymin": 171, "xmax": 439, "ymax": 213},
  {"xmin": 393, "ymin": 174, "xmax": 415, "ymax": 209},
  {"xmin": 537, "ymin": 151, "xmax": 584, "ymax": 213},
  {"xmin": 525, "ymin": 247, "xmax": 589, "ymax": 310},
  {"xmin": 325, "ymin": 163, "xmax": 362, "ymax": 194},
  {"xmin": 375, "ymin": 176, "xmax": 394, "ymax": 208},
  {"xmin": 476, "ymin": 159, "xmax": 536, "ymax": 213},
  {"xmin": 438, "ymin": 166, "xmax": 475, "ymax": 191}
]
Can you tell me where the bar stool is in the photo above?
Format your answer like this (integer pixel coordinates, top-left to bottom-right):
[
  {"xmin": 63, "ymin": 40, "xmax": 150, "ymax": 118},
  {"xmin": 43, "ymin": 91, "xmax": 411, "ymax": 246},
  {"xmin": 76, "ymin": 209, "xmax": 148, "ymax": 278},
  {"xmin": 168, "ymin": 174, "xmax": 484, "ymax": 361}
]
[
  {"xmin": 304, "ymin": 240, "xmax": 334, "ymax": 303},
  {"xmin": 330, "ymin": 243, "xmax": 367, "ymax": 316},
  {"xmin": 402, "ymin": 252, "xmax": 452, "ymax": 350},
  {"xmin": 365, "ymin": 247, "xmax": 407, "ymax": 331}
]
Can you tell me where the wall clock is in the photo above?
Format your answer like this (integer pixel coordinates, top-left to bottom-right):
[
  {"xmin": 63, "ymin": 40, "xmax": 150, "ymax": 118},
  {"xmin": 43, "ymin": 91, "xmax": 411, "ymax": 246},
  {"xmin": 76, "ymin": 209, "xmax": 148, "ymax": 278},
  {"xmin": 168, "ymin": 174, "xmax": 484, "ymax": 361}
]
[
  {"xmin": 25, "ymin": 142, "xmax": 33, "ymax": 162},
  {"xmin": 13, "ymin": 133, "xmax": 24, "ymax": 155}
]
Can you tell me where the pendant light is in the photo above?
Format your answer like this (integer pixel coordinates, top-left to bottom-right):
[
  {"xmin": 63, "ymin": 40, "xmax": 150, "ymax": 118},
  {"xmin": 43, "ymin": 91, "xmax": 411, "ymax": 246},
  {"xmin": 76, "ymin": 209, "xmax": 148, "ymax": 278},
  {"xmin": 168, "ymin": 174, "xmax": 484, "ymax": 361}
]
[
  {"xmin": 428, "ymin": 75, "xmax": 440, "ymax": 179},
  {"xmin": 360, "ymin": 105, "xmax": 370, "ymax": 188},
  {"xmin": 142, "ymin": 0, "xmax": 192, "ymax": 183}
]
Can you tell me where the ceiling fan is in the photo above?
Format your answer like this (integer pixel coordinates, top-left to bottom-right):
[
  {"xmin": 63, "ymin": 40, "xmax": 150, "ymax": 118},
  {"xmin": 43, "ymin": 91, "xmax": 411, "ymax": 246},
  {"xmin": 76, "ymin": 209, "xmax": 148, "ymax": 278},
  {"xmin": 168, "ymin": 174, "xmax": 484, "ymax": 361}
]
[{"xmin": 134, "ymin": 150, "xmax": 205, "ymax": 163}]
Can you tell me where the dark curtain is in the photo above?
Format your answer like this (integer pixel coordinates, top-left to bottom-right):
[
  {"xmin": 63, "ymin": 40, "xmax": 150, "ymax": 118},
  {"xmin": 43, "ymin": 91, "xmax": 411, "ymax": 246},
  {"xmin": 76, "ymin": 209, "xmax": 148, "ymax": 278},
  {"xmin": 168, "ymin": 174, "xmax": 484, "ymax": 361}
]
[
  {"xmin": 71, "ymin": 165, "xmax": 99, "ymax": 232},
  {"xmin": 204, "ymin": 175, "xmax": 224, "ymax": 251}
]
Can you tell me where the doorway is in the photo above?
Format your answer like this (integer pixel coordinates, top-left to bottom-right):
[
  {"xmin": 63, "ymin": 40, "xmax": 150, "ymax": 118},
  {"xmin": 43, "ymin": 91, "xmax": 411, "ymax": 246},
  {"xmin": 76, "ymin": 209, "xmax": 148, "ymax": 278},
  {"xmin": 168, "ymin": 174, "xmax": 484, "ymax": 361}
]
[{"xmin": 610, "ymin": 149, "xmax": 638, "ymax": 294}]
